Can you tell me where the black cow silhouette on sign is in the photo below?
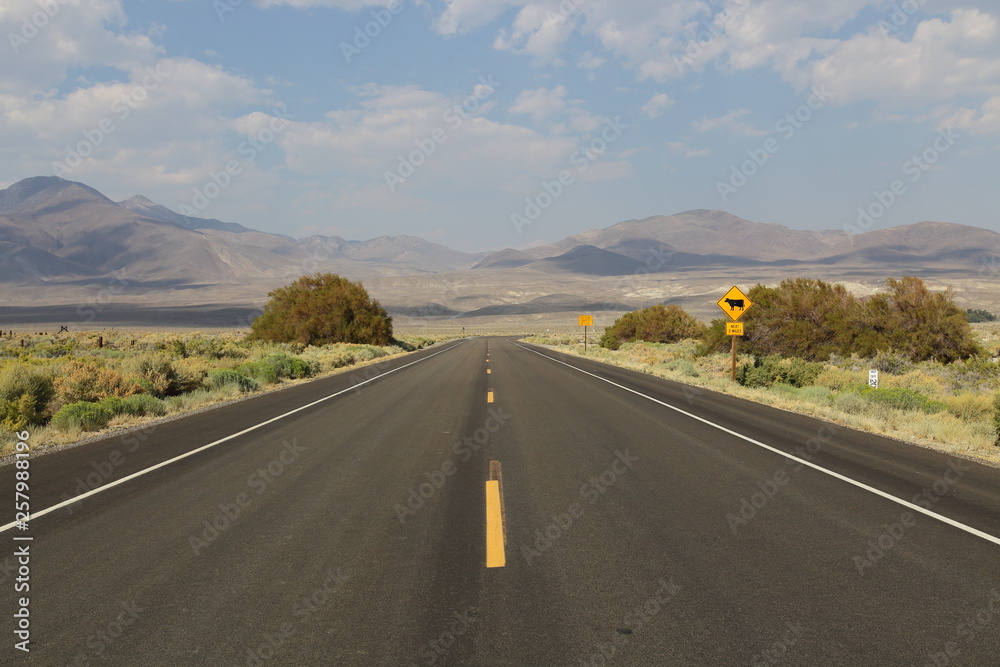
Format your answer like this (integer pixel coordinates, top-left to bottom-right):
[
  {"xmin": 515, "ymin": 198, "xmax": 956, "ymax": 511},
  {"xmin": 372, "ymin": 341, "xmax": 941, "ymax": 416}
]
[{"xmin": 723, "ymin": 298, "xmax": 745, "ymax": 311}]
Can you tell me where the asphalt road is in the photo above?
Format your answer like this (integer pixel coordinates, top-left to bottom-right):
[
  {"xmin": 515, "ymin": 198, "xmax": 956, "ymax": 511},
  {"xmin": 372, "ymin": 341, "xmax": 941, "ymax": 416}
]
[{"xmin": 1, "ymin": 337, "xmax": 998, "ymax": 665}]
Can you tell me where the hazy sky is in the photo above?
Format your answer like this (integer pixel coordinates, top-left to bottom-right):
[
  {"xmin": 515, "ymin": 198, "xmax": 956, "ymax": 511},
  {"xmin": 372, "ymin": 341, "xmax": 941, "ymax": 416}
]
[{"xmin": 1, "ymin": 0, "xmax": 997, "ymax": 250}]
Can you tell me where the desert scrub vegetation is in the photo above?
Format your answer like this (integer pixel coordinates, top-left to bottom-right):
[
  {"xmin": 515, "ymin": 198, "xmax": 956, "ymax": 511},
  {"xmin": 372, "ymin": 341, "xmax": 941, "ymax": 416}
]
[
  {"xmin": 0, "ymin": 329, "xmax": 442, "ymax": 455},
  {"xmin": 526, "ymin": 325, "xmax": 1000, "ymax": 465}
]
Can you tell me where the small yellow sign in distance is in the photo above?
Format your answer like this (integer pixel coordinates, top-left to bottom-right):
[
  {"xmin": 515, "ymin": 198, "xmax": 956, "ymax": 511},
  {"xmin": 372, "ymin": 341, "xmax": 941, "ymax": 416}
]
[
  {"xmin": 717, "ymin": 286, "xmax": 753, "ymax": 321},
  {"xmin": 726, "ymin": 322, "xmax": 744, "ymax": 336},
  {"xmin": 578, "ymin": 315, "xmax": 593, "ymax": 327}
]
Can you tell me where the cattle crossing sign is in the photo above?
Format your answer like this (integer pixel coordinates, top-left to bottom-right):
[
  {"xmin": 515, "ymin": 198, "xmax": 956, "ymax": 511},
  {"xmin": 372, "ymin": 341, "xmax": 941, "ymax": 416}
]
[
  {"xmin": 717, "ymin": 286, "xmax": 753, "ymax": 322},
  {"xmin": 717, "ymin": 285, "xmax": 753, "ymax": 382}
]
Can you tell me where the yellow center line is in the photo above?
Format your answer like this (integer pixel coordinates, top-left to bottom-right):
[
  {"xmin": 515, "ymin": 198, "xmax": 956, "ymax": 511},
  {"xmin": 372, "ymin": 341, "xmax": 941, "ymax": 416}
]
[
  {"xmin": 486, "ymin": 461, "xmax": 506, "ymax": 568},
  {"xmin": 487, "ymin": 369, "xmax": 491, "ymax": 374},
  {"xmin": 487, "ymin": 390, "xmax": 494, "ymax": 403}
]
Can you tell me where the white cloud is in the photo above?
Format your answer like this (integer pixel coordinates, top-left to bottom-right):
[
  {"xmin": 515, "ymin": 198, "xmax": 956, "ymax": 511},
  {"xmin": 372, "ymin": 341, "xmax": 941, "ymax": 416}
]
[
  {"xmin": 493, "ymin": 3, "xmax": 580, "ymax": 62},
  {"xmin": 941, "ymin": 95, "xmax": 1000, "ymax": 135},
  {"xmin": 802, "ymin": 10, "xmax": 1000, "ymax": 109},
  {"xmin": 0, "ymin": 0, "xmax": 161, "ymax": 93},
  {"xmin": 692, "ymin": 108, "xmax": 767, "ymax": 136},
  {"xmin": 641, "ymin": 93, "xmax": 674, "ymax": 118},
  {"xmin": 668, "ymin": 141, "xmax": 709, "ymax": 158},
  {"xmin": 509, "ymin": 85, "xmax": 568, "ymax": 124},
  {"xmin": 277, "ymin": 83, "xmax": 591, "ymax": 197},
  {"xmin": 433, "ymin": 0, "xmax": 517, "ymax": 35}
]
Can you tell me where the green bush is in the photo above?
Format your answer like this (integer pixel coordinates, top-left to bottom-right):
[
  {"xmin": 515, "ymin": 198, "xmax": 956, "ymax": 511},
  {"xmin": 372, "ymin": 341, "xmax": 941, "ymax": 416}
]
[
  {"xmin": 247, "ymin": 273, "xmax": 393, "ymax": 346},
  {"xmin": 993, "ymin": 393, "xmax": 1000, "ymax": 446},
  {"xmin": 716, "ymin": 276, "xmax": 982, "ymax": 363},
  {"xmin": 601, "ymin": 304, "xmax": 705, "ymax": 350},
  {"xmin": 666, "ymin": 359, "xmax": 699, "ymax": 377},
  {"xmin": 51, "ymin": 401, "xmax": 114, "ymax": 432},
  {"xmin": 120, "ymin": 394, "xmax": 167, "ymax": 417},
  {"xmin": 238, "ymin": 353, "xmax": 313, "ymax": 385},
  {"xmin": 0, "ymin": 365, "xmax": 54, "ymax": 429},
  {"xmin": 966, "ymin": 308, "xmax": 996, "ymax": 323},
  {"xmin": 736, "ymin": 355, "xmax": 823, "ymax": 388},
  {"xmin": 859, "ymin": 387, "xmax": 945, "ymax": 414},
  {"xmin": 206, "ymin": 369, "xmax": 259, "ymax": 393}
]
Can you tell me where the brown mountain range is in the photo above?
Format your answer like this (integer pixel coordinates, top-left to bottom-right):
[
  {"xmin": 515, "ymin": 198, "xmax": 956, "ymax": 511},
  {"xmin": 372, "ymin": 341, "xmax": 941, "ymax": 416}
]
[{"xmin": 0, "ymin": 176, "xmax": 997, "ymax": 326}]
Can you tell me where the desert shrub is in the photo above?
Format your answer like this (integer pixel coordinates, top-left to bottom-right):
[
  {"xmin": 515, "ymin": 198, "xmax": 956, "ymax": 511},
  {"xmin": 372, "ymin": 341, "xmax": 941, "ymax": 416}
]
[
  {"xmin": 53, "ymin": 360, "xmax": 142, "ymax": 405},
  {"xmin": 832, "ymin": 391, "xmax": 867, "ymax": 414},
  {"xmin": 121, "ymin": 354, "xmax": 201, "ymax": 397},
  {"xmin": 169, "ymin": 339, "xmax": 187, "ymax": 358},
  {"xmin": 117, "ymin": 393, "xmax": 167, "ymax": 417},
  {"xmin": 666, "ymin": 359, "xmax": 699, "ymax": 377},
  {"xmin": 993, "ymin": 393, "xmax": 1000, "ymax": 446},
  {"xmin": 797, "ymin": 386, "xmax": 834, "ymax": 404},
  {"xmin": 601, "ymin": 304, "xmax": 705, "ymax": 350},
  {"xmin": 736, "ymin": 355, "xmax": 823, "ymax": 388},
  {"xmin": 710, "ymin": 276, "xmax": 981, "ymax": 363},
  {"xmin": 871, "ymin": 351, "xmax": 911, "ymax": 375},
  {"xmin": 247, "ymin": 273, "xmax": 393, "ymax": 346},
  {"xmin": 51, "ymin": 401, "xmax": 114, "ymax": 432},
  {"xmin": 966, "ymin": 308, "xmax": 996, "ymax": 323},
  {"xmin": 859, "ymin": 387, "xmax": 945, "ymax": 414},
  {"xmin": 206, "ymin": 369, "xmax": 259, "ymax": 393},
  {"xmin": 0, "ymin": 365, "xmax": 55, "ymax": 429},
  {"xmin": 815, "ymin": 367, "xmax": 859, "ymax": 391},
  {"xmin": 942, "ymin": 393, "xmax": 992, "ymax": 423},
  {"xmin": 238, "ymin": 353, "xmax": 313, "ymax": 384}
]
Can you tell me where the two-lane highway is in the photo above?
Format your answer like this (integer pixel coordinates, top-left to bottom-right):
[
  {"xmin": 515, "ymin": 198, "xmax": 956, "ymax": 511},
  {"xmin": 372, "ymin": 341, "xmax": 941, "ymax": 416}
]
[{"xmin": 1, "ymin": 337, "xmax": 998, "ymax": 665}]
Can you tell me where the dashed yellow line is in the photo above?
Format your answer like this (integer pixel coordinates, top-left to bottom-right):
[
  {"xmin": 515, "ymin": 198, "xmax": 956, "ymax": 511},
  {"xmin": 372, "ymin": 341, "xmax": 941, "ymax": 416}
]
[
  {"xmin": 486, "ymin": 461, "xmax": 506, "ymax": 568},
  {"xmin": 487, "ymin": 390, "xmax": 494, "ymax": 403}
]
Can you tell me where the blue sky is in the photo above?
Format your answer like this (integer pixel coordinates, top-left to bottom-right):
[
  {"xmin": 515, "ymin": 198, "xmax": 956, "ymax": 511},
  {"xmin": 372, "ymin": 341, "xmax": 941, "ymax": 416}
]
[{"xmin": 1, "ymin": 0, "xmax": 998, "ymax": 251}]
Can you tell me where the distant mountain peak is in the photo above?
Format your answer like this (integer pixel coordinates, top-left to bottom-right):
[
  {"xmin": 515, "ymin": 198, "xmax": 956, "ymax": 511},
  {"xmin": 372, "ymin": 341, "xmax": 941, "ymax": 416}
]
[
  {"xmin": 118, "ymin": 194, "xmax": 157, "ymax": 208},
  {"xmin": 0, "ymin": 176, "xmax": 113, "ymax": 214}
]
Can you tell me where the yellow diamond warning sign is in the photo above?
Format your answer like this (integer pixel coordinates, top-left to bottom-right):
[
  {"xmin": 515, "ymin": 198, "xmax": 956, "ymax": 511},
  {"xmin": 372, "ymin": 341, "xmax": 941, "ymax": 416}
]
[{"xmin": 717, "ymin": 286, "xmax": 753, "ymax": 321}]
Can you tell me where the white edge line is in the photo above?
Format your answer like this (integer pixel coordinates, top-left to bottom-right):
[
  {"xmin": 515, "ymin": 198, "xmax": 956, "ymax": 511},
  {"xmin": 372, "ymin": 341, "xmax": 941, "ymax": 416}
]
[
  {"xmin": 0, "ymin": 341, "xmax": 467, "ymax": 533},
  {"xmin": 516, "ymin": 343, "xmax": 1000, "ymax": 547}
]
